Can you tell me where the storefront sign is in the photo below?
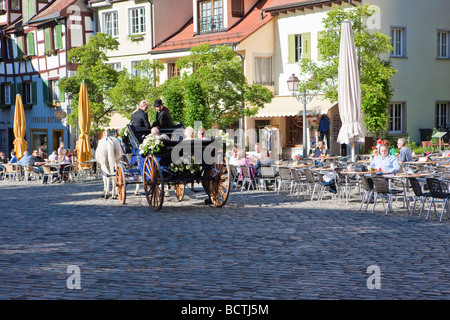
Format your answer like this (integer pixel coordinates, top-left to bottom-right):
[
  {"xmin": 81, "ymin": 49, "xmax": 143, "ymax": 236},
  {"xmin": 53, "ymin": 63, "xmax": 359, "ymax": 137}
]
[{"xmin": 54, "ymin": 111, "xmax": 67, "ymax": 120}]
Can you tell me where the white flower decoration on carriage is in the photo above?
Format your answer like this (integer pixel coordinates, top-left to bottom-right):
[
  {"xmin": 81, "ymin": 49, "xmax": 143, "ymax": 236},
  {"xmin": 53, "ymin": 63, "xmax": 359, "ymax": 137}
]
[
  {"xmin": 139, "ymin": 134, "xmax": 164, "ymax": 155},
  {"xmin": 169, "ymin": 155, "xmax": 202, "ymax": 174}
]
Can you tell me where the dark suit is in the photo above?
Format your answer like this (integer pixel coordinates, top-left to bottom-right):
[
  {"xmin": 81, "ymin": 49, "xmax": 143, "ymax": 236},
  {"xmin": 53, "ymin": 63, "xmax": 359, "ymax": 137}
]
[
  {"xmin": 131, "ymin": 109, "xmax": 151, "ymax": 130},
  {"xmin": 153, "ymin": 107, "xmax": 173, "ymax": 128}
]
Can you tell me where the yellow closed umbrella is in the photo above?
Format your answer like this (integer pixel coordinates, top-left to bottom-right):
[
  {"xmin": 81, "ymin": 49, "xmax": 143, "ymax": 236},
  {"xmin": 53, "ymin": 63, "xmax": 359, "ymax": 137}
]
[
  {"xmin": 13, "ymin": 94, "xmax": 28, "ymax": 160},
  {"xmin": 77, "ymin": 82, "xmax": 92, "ymax": 164}
]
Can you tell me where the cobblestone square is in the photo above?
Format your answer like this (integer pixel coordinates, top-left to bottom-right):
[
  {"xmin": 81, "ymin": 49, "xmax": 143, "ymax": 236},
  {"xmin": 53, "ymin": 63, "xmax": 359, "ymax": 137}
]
[{"xmin": 0, "ymin": 180, "xmax": 449, "ymax": 300}]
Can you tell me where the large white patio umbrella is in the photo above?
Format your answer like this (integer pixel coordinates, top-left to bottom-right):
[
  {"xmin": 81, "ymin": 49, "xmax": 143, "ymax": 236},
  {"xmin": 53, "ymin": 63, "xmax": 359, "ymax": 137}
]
[{"xmin": 337, "ymin": 21, "xmax": 365, "ymax": 162}]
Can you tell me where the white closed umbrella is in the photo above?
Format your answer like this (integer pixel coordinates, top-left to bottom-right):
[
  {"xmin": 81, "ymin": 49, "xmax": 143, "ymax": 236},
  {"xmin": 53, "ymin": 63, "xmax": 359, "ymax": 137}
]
[{"xmin": 337, "ymin": 21, "xmax": 365, "ymax": 162}]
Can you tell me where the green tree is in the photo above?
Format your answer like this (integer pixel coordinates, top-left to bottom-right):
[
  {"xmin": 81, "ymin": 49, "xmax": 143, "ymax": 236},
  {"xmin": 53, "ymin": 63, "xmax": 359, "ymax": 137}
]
[
  {"xmin": 108, "ymin": 59, "xmax": 164, "ymax": 120},
  {"xmin": 161, "ymin": 76, "xmax": 185, "ymax": 124},
  {"xmin": 184, "ymin": 77, "xmax": 211, "ymax": 129},
  {"xmin": 176, "ymin": 43, "xmax": 273, "ymax": 128},
  {"xmin": 297, "ymin": 4, "xmax": 397, "ymax": 136},
  {"xmin": 59, "ymin": 33, "xmax": 120, "ymax": 133}
]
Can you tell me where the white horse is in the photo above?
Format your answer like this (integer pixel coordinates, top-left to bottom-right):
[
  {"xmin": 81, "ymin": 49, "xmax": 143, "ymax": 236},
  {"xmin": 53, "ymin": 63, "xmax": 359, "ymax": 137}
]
[{"xmin": 95, "ymin": 136, "xmax": 123, "ymax": 199}]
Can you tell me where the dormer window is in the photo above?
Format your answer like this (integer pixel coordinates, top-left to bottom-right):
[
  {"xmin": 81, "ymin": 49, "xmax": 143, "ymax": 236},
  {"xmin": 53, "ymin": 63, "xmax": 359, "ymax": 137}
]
[{"xmin": 199, "ymin": 0, "xmax": 223, "ymax": 34}]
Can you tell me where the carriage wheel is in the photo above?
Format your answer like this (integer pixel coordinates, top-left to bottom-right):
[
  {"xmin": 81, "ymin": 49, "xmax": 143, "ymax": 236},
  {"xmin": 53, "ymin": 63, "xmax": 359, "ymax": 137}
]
[
  {"xmin": 143, "ymin": 155, "xmax": 164, "ymax": 211},
  {"xmin": 208, "ymin": 156, "xmax": 231, "ymax": 207},
  {"xmin": 174, "ymin": 183, "xmax": 185, "ymax": 201},
  {"xmin": 116, "ymin": 163, "xmax": 127, "ymax": 205}
]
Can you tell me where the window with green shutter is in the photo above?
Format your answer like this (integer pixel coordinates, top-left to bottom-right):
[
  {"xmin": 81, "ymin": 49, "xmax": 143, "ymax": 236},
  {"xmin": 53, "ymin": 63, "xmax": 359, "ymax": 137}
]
[
  {"xmin": 32, "ymin": 81, "xmax": 37, "ymax": 105},
  {"xmin": 27, "ymin": 32, "xmax": 35, "ymax": 56},
  {"xmin": 317, "ymin": 31, "xmax": 325, "ymax": 61},
  {"xmin": 302, "ymin": 32, "xmax": 311, "ymax": 60},
  {"xmin": 288, "ymin": 32, "xmax": 311, "ymax": 62},
  {"xmin": 43, "ymin": 80, "xmax": 49, "ymax": 104},
  {"xmin": 288, "ymin": 34, "xmax": 296, "ymax": 63},
  {"xmin": 55, "ymin": 25, "xmax": 63, "ymax": 49},
  {"xmin": 16, "ymin": 82, "xmax": 22, "ymax": 96},
  {"xmin": 44, "ymin": 27, "xmax": 53, "ymax": 52},
  {"xmin": 16, "ymin": 35, "xmax": 24, "ymax": 57}
]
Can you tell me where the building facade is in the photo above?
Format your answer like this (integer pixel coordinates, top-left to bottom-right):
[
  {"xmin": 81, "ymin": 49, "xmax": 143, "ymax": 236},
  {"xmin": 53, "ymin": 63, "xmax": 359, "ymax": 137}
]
[
  {"xmin": 0, "ymin": 0, "xmax": 94, "ymax": 157},
  {"xmin": 1, "ymin": 0, "xmax": 449, "ymax": 159}
]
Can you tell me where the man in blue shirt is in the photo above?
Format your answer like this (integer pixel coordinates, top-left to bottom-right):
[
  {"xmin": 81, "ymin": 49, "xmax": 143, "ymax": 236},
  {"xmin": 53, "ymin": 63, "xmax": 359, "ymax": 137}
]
[
  {"xmin": 397, "ymin": 138, "xmax": 412, "ymax": 163},
  {"xmin": 9, "ymin": 151, "xmax": 18, "ymax": 164},
  {"xmin": 370, "ymin": 144, "xmax": 400, "ymax": 174},
  {"xmin": 17, "ymin": 151, "xmax": 32, "ymax": 165}
]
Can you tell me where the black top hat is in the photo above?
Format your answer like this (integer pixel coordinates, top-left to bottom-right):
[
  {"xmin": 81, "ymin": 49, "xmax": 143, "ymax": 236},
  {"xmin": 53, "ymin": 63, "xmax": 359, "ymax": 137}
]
[{"xmin": 154, "ymin": 99, "xmax": 163, "ymax": 107}]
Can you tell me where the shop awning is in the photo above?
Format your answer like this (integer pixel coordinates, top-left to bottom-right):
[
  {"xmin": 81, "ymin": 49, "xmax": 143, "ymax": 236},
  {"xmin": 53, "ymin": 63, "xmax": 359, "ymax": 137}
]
[{"xmin": 253, "ymin": 95, "xmax": 337, "ymax": 118}]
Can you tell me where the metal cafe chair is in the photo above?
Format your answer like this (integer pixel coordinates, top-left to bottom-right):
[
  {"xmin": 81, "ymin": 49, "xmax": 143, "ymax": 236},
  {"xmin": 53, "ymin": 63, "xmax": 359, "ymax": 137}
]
[
  {"xmin": 303, "ymin": 168, "xmax": 321, "ymax": 201},
  {"xmin": 3, "ymin": 163, "xmax": 20, "ymax": 182},
  {"xmin": 371, "ymin": 175, "xmax": 405, "ymax": 216},
  {"xmin": 359, "ymin": 174, "xmax": 374, "ymax": 212},
  {"xmin": 407, "ymin": 177, "xmax": 431, "ymax": 219},
  {"xmin": 425, "ymin": 178, "xmax": 450, "ymax": 223},
  {"xmin": 240, "ymin": 166, "xmax": 256, "ymax": 191},
  {"xmin": 289, "ymin": 168, "xmax": 306, "ymax": 197},
  {"xmin": 229, "ymin": 165, "xmax": 239, "ymax": 191},
  {"xmin": 259, "ymin": 166, "xmax": 278, "ymax": 191},
  {"xmin": 42, "ymin": 165, "xmax": 60, "ymax": 184},
  {"xmin": 276, "ymin": 167, "xmax": 292, "ymax": 195}
]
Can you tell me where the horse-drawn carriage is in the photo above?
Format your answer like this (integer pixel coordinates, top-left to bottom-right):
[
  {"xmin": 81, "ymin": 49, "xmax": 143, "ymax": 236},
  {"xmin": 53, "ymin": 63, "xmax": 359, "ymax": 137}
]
[{"xmin": 116, "ymin": 124, "xmax": 231, "ymax": 211}]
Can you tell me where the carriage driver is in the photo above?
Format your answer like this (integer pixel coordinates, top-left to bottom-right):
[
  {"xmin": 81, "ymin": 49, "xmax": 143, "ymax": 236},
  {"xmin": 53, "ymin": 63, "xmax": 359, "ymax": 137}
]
[{"xmin": 152, "ymin": 99, "xmax": 173, "ymax": 129}]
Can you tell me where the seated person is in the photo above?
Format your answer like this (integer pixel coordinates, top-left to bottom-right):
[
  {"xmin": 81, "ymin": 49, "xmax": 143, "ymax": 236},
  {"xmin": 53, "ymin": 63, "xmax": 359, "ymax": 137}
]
[
  {"xmin": 370, "ymin": 144, "xmax": 400, "ymax": 174},
  {"xmin": 254, "ymin": 149, "xmax": 272, "ymax": 177},
  {"xmin": 383, "ymin": 139, "xmax": 396, "ymax": 156},
  {"xmin": 17, "ymin": 151, "xmax": 33, "ymax": 166},
  {"xmin": 313, "ymin": 140, "xmax": 330, "ymax": 158},
  {"xmin": 29, "ymin": 150, "xmax": 50, "ymax": 183},
  {"xmin": 9, "ymin": 151, "xmax": 18, "ymax": 164},
  {"xmin": 184, "ymin": 127, "xmax": 195, "ymax": 140},
  {"xmin": 38, "ymin": 147, "xmax": 48, "ymax": 160},
  {"xmin": 237, "ymin": 149, "xmax": 256, "ymax": 188},
  {"xmin": 0, "ymin": 151, "xmax": 7, "ymax": 164},
  {"xmin": 396, "ymin": 138, "xmax": 412, "ymax": 163},
  {"xmin": 151, "ymin": 127, "xmax": 170, "ymax": 141},
  {"xmin": 152, "ymin": 99, "xmax": 173, "ymax": 129},
  {"xmin": 48, "ymin": 150, "xmax": 58, "ymax": 162},
  {"xmin": 198, "ymin": 128, "xmax": 209, "ymax": 140},
  {"xmin": 131, "ymin": 100, "xmax": 151, "ymax": 131},
  {"xmin": 59, "ymin": 149, "xmax": 74, "ymax": 182},
  {"xmin": 0, "ymin": 151, "xmax": 6, "ymax": 171}
]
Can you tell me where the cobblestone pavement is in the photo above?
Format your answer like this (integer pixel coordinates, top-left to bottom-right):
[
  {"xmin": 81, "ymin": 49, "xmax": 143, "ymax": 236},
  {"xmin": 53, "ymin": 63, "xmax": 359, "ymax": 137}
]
[{"xmin": 0, "ymin": 179, "xmax": 449, "ymax": 300}]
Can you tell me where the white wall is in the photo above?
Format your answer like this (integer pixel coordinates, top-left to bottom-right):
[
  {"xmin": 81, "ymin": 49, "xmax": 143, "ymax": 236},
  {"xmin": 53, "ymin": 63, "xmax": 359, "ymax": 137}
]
[
  {"xmin": 366, "ymin": 0, "xmax": 450, "ymax": 142},
  {"xmin": 274, "ymin": 4, "xmax": 354, "ymax": 96}
]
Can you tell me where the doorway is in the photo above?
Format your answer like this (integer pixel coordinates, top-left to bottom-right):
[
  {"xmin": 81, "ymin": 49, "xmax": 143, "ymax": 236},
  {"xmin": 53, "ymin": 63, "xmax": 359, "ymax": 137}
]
[{"xmin": 53, "ymin": 130, "xmax": 63, "ymax": 153}]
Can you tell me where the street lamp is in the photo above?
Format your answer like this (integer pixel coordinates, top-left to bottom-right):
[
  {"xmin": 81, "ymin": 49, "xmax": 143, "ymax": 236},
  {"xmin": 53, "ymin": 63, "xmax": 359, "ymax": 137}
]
[{"xmin": 287, "ymin": 74, "xmax": 315, "ymax": 159}]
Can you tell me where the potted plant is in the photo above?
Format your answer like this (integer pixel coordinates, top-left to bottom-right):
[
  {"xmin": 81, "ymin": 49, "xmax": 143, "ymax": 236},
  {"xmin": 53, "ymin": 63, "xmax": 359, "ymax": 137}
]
[{"xmin": 128, "ymin": 34, "xmax": 144, "ymax": 42}]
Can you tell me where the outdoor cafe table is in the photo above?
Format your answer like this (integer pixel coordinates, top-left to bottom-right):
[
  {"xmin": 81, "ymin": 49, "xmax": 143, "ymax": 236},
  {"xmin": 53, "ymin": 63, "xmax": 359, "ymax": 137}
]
[{"xmin": 402, "ymin": 161, "xmax": 446, "ymax": 165}]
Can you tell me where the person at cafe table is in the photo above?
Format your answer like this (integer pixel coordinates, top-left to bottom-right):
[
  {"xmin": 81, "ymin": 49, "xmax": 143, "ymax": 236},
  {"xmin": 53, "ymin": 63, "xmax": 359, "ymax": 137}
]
[
  {"xmin": 370, "ymin": 144, "xmax": 400, "ymax": 174},
  {"xmin": 313, "ymin": 140, "xmax": 329, "ymax": 158},
  {"xmin": 396, "ymin": 138, "xmax": 412, "ymax": 163}
]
